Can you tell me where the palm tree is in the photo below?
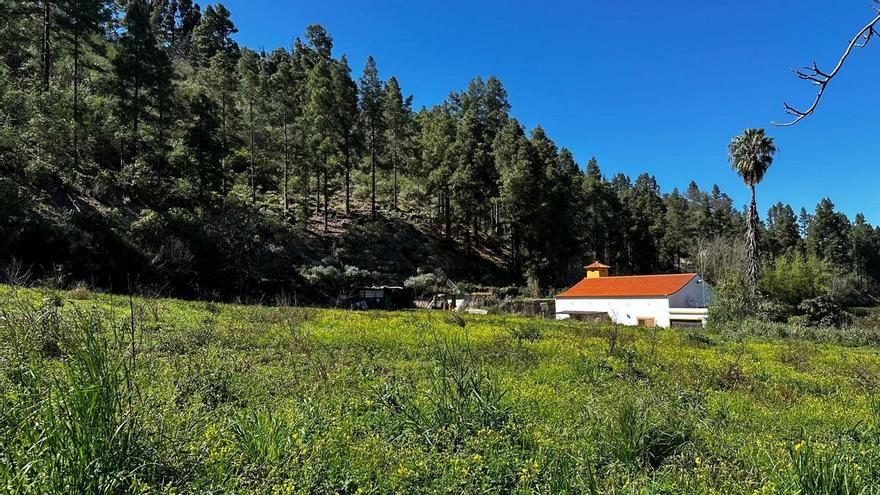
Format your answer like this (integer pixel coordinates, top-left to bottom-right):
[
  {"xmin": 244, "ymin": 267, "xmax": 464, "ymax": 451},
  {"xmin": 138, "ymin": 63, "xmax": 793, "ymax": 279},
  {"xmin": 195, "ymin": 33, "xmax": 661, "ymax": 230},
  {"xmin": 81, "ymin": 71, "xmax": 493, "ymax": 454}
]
[{"xmin": 728, "ymin": 128, "xmax": 777, "ymax": 286}]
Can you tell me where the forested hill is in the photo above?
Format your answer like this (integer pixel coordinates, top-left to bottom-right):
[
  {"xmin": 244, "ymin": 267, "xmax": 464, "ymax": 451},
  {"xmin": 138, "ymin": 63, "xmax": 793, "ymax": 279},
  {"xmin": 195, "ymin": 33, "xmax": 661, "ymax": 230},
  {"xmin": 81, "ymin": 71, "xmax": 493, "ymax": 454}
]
[{"xmin": 1, "ymin": 2, "xmax": 879, "ymax": 302}]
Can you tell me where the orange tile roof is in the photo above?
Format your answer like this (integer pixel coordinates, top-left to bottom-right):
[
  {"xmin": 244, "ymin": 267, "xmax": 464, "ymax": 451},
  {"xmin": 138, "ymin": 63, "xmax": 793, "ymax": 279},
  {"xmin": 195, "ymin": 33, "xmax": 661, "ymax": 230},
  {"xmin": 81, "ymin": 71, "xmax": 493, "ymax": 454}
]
[{"xmin": 557, "ymin": 273, "xmax": 698, "ymax": 298}]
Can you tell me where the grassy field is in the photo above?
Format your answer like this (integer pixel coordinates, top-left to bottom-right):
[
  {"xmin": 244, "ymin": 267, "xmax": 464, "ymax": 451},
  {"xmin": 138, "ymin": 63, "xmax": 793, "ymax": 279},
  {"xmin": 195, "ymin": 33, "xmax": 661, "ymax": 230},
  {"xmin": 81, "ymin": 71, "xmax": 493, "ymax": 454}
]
[{"xmin": 2, "ymin": 285, "xmax": 880, "ymax": 493}]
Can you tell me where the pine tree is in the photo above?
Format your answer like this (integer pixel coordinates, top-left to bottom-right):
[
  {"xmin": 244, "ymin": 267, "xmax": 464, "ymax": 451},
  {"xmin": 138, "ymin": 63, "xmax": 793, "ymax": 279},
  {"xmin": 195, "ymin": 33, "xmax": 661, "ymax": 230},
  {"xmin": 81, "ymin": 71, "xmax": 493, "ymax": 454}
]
[
  {"xmin": 191, "ymin": 4, "xmax": 238, "ymax": 68},
  {"xmin": 419, "ymin": 105, "xmax": 456, "ymax": 239},
  {"xmin": 807, "ymin": 198, "xmax": 852, "ymax": 268},
  {"xmin": 152, "ymin": 0, "xmax": 201, "ymax": 58},
  {"xmin": 56, "ymin": 0, "xmax": 112, "ymax": 169},
  {"xmin": 333, "ymin": 55, "xmax": 360, "ymax": 215},
  {"xmin": 181, "ymin": 92, "xmax": 224, "ymax": 202},
  {"xmin": 850, "ymin": 213, "xmax": 878, "ymax": 286},
  {"xmin": 382, "ymin": 76, "xmax": 412, "ymax": 211},
  {"xmin": 359, "ymin": 56, "xmax": 384, "ymax": 218},
  {"xmin": 111, "ymin": 0, "xmax": 172, "ymax": 171},
  {"xmin": 191, "ymin": 4, "xmax": 239, "ymax": 192},
  {"xmin": 581, "ymin": 158, "xmax": 625, "ymax": 266},
  {"xmin": 663, "ymin": 188, "xmax": 690, "ymax": 270},
  {"xmin": 237, "ymin": 48, "xmax": 266, "ymax": 203},
  {"xmin": 798, "ymin": 207, "xmax": 813, "ymax": 238},
  {"xmin": 494, "ymin": 118, "xmax": 537, "ymax": 275},
  {"xmin": 305, "ymin": 60, "xmax": 339, "ymax": 232},
  {"xmin": 765, "ymin": 202, "xmax": 801, "ymax": 259},
  {"xmin": 266, "ymin": 47, "xmax": 299, "ymax": 211}
]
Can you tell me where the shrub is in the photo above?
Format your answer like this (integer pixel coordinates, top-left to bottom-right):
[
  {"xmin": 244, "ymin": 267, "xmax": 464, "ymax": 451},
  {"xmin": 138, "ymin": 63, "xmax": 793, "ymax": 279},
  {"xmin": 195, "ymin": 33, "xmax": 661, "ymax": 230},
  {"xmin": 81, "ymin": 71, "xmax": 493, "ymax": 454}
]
[
  {"xmin": 756, "ymin": 299, "xmax": 796, "ymax": 323},
  {"xmin": 299, "ymin": 263, "xmax": 380, "ymax": 300},
  {"xmin": 684, "ymin": 330, "xmax": 717, "ymax": 347},
  {"xmin": 404, "ymin": 271, "xmax": 446, "ymax": 297},
  {"xmin": 760, "ymin": 252, "xmax": 831, "ymax": 307},
  {"xmin": 298, "ymin": 264, "xmax": 345, "ymax": 296},
  {"xmin": 798, "ymin": 295, "xmax": 851, "ymax": 328},
  {"xmin": 707, "ymin": 274, "xmax": 758, "ymax": 325},
  {"xmin": 67, "ymin": 282, "xmax": 92, "ymax": 301}
]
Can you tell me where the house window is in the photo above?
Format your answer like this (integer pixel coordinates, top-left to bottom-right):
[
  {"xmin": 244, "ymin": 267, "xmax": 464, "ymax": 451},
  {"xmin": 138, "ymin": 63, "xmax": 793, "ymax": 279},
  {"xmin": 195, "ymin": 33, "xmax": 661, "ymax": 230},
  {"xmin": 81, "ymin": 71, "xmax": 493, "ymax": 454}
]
[{"xmin": 637, "ymin": 317, "xmax": 656, "ymax": 328}]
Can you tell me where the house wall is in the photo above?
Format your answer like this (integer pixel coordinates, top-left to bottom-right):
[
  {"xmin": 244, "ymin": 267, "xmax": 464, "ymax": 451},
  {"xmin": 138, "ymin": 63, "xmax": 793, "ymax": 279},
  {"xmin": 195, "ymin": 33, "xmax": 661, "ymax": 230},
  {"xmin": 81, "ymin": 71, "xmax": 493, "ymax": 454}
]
[
  {"xmin": 555, "ymin": 297, "xmax": 672, "ymax": 327},
  {"xmin": 667, "ymin": 277, "xmax": 710, "ymax": 308}
]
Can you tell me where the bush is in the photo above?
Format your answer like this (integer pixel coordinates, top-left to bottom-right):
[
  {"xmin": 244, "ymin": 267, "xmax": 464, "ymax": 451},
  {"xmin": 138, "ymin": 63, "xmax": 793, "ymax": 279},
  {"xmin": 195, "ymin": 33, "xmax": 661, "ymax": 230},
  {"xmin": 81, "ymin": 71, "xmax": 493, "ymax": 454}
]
[
  {"xmin": 798, "ymin": 295, "xmax": 852, "ymax": 328},
  {"xmin": 298, "ymin": 264, "xmax": 345, "ymax": 295},
  {"xmin": 299, "ymin": 263, "xmax": 380, "ymax": 300},
  {"xmin": 706, "ymin": 275, "xmax": 758, "ymax": 325},
  {"xmin": 756, "ymin": 298, "xmax": 796, "ymax": 323},
  {"xmin": 760, "ymin": 252, "xmax": 830, "ymax": 307},
  {"xmin": 404, "ymin": 271, "xmax": 445, "ymax": 297},
  {"xmin": 67, "ymin": 283, "xmax": 92, "ymax": 301}
]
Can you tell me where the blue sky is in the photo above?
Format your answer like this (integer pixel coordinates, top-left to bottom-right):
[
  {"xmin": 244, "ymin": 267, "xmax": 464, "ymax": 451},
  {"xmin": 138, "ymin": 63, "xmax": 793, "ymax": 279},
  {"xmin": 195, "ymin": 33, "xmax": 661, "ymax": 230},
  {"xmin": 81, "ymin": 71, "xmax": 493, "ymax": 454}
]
[{"xmin": 219, "ymin": 0, "xmax": 880, "ymax": 223}]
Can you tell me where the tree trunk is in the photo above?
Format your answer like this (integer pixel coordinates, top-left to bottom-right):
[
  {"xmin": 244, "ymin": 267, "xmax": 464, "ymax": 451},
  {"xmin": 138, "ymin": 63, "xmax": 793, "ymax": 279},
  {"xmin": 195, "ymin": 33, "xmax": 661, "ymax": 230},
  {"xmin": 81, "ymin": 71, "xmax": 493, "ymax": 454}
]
[
  {"xmin": 392, "ymin": 158, "xmax": 398, "ymax": 210},
  {"xmin": 73, "ymin": 26, "xmax": 79, "ymax": 170},
  {"xmin": 436, "ymin": 192, "xmax": 442, "ymax": 227},
  {"xmin": 301, "ymin": 157, "xmax": 309, "ymax": 218},
  {"xmin": 314, "ymin": 171, "xmax": 321, "ymax": 214},
  {"xmin": 746, "ymin": 184, "xmax": 761, "ymax": 285},
  {"xmin": 512, "ymin": 224, "xmax": 520, "ymax": 274},
  {"xmin": 323, "ymin": 169, "xmax": 329, "ymax": 233},
  {"xmin": 282, "ymin": 123, "xmax": 288, "ymax": 210},
  {"xmin": 443, "ymin": 186, "xmax": 451, "ymax": 240},
  {"xmin": 220, "ymin": 96, "xmax": 227, "ymax": 192},
  {"xmin": 42, "ymin": 0, "xmax": 50, "ymax": 92},
  {"xmin": 132, "ymin": 82, "xmax": 140, "ymax": 168},
  {"xmin": 370, "ymin": 145, "xmax": 377, "ymax": 218},
  {"xmin": 249, "ymin": 100, "xmax": 256, "ymax": 203},
  {"xmin": 344, "ymin": 157, "xmax": 351, "ymax": 215}
]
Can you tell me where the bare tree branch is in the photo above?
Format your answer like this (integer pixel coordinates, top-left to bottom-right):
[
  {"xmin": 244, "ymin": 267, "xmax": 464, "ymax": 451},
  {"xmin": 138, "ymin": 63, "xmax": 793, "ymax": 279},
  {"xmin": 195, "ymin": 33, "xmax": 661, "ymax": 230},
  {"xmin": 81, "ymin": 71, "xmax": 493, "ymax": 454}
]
[{"xmin": 773, "ymin": 8, "xmax": 880, "ymax": 126}]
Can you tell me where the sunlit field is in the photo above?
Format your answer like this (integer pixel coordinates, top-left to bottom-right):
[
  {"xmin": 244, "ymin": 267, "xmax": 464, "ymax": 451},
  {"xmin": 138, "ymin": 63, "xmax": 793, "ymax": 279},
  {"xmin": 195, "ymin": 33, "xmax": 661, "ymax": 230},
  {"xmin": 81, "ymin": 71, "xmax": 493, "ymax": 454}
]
[{"xmin": 2, "ymin": 285, "xmax": 879, "ymax": 494}]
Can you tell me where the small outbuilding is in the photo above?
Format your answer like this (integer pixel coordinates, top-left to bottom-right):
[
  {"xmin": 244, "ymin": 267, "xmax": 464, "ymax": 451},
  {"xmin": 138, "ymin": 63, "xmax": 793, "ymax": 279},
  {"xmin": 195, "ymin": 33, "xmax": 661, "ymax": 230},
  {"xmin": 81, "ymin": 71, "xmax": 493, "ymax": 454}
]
[
  {"xmin": 346, "ymin": 286, "xmax": 414, "ymax": 310},
  {"xmin": 555, "ymin": 262, "xmax": 710, "ymax": 328}
]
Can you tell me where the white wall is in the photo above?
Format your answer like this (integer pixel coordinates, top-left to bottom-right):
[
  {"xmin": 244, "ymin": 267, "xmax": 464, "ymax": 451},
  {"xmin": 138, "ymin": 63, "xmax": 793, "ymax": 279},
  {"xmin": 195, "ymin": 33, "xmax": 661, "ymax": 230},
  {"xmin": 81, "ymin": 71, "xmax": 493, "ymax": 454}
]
[
  {"xmin": 555, "ymin": 297, "xmax": 671, "ymax": 327},
  {"xmin": 667, "ymin": 277, "xmax": 710, "ymax": 308}
]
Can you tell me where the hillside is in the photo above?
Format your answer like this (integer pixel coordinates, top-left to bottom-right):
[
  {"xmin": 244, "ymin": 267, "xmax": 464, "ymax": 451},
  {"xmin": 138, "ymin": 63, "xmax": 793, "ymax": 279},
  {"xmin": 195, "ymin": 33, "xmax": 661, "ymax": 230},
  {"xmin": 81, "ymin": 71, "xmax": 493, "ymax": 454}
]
[
  {"xmin": 0, "ymin": 177, "xmax": 508, "ymax": 301},
  {"xmin": 2, "ymin": 285, "xmax": 879, "ymax": 493}
]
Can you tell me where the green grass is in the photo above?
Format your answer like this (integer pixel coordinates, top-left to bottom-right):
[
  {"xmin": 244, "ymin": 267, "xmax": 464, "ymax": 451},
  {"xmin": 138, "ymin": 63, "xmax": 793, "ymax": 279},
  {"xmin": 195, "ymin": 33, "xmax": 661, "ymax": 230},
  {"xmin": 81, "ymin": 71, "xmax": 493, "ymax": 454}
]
[{"xmin": 1, "ymin": 285, "xmax": 880, "ymax": 493}]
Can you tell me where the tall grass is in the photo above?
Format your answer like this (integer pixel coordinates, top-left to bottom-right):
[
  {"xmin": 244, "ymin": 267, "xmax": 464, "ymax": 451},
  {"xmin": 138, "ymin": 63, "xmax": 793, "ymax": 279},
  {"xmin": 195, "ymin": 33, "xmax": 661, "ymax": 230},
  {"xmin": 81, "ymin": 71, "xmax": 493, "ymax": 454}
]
[
  {"xmin": 607, "ymin": 396, "xmax": 693, "ymax": 470},
  {"xmin": 790, "ymin": 440, "xmax": 864, "ymax": 495},
  {"xmin": 398, "ymin": 335, "xmax": 510, "ymax": 448},
  {"xmin": 229, "ymin": 409, "xmax": 295, "ymax": 478},
  {"xmin": 0, "ymin": 301, "xmax": 139, "ymax": 493}
]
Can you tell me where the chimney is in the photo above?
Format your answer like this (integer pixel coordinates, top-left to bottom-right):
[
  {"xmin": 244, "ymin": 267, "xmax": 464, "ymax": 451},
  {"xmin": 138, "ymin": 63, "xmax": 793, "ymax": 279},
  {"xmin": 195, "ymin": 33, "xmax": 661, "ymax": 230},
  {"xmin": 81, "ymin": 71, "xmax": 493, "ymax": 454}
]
[{"xmin": 585, "ymin": 261, "xmax": 610, "ymax": 279}]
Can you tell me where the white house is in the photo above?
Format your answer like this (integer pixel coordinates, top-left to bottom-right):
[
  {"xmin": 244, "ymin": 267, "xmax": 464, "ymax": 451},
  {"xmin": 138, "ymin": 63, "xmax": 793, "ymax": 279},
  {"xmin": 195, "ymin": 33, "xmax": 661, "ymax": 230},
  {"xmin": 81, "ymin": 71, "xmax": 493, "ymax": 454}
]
[{"xmin": 555, "ymin": 262, "xmax": 710, "ymax": 328}]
